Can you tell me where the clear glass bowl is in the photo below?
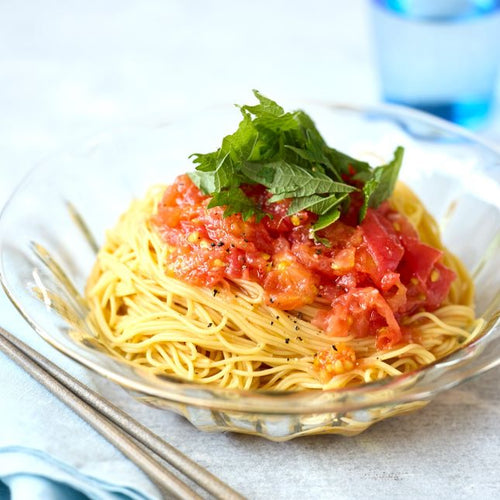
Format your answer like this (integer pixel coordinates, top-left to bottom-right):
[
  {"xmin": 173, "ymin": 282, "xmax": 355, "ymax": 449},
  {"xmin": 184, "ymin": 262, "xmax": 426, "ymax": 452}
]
[{"xmin": 1, "ymin": 102, "xmax": 499, "ymax": 440}]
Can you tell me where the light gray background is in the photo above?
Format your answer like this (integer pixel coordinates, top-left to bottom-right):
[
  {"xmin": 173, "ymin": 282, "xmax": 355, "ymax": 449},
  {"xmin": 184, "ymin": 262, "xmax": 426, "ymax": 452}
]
[{"xmin": 1, "ymin": 1, "xmax": 499, "ymax": 499}]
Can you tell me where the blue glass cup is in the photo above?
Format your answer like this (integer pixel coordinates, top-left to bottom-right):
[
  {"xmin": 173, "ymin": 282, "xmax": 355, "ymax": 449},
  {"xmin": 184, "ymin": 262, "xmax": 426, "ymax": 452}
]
[{"xmin": 371, "ymin": 0, "xmax": 500, "ymax": 128}]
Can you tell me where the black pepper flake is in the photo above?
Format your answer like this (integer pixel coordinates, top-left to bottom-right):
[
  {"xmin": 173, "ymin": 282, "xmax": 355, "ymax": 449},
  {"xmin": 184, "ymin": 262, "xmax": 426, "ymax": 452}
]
[
  {"xmin": 207, "ymin": 322, "xmax": 213, "ymax": 327},
  {"xmin": 276, "ymin": 315, "xmax": 280, "ymax": 320},
  {"xmin": 297, "ymin": 336, "xmax": 303, "ymax": 341},
  {"xmin": 270, "ymin": 321, "xmax": 274, "ymax": 326},
  {"xmin": 269, "ymin": 297, "xmax": 275, "ymax": 303},
  {"xmin": 212, "ymin": 289, "xmax": 219, "ymax": 297},
  {"xmin": 285, "ymin": 338, "xmax": 290, "ymax": 344},
  {"xmin": 286, "ymin": 358, "xmax": 290, "ymax": 362},
  {"xmin": 210, "ymin": 242, "xmax": 216, "ymax": 247},
  {"xmin": 294, "ymin": 325, "xmax": 299, "ymax": 331},
  {"xmin": 225, "ymin": 248, "xmax": 231, "ymax": 253},
  {"xmin": 217, "ymin": 241, "xmax": 224, "ymax": 247},
  {"xmin": 332, "ymin": 345, "xmax": 337, "ymax": 351}
]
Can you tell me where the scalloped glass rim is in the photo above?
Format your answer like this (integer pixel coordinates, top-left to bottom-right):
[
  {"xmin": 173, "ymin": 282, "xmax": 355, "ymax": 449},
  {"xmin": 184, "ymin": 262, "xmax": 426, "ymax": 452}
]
[{"xmin": 0, "ymin": 101, "xmax": 499, "ymax": 419}]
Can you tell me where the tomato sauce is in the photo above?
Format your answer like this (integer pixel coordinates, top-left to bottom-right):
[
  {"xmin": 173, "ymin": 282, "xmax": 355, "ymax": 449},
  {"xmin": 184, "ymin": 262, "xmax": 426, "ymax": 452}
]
[{"xmin": 153, "ymin": 174, "xmax": 455, "ymax": 351}]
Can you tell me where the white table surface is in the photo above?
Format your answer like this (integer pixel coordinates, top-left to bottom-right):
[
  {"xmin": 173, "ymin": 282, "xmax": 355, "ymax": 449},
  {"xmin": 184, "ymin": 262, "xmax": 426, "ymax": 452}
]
[{"xmin": 1, "ymin": 1, "xmax": 499, "ymax": 499}]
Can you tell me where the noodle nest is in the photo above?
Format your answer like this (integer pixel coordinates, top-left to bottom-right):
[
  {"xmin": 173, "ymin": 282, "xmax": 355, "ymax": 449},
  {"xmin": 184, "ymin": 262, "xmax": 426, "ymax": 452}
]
[{"xmin": 86, "ymin": 183, "xmax": 482, "ymax": 391}]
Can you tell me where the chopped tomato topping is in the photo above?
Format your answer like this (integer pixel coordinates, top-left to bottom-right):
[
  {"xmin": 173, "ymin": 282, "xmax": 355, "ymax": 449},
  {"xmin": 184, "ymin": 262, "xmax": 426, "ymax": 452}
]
[
  {"xmin": 153, "ymin": 175, "xmax": 456, "ymax": 350},
  {"xmin": 361, "ymin": 209, "xmax": 404, "ymax": 273},
  {"xmin": 263, "ymin": 251, "xmax": 318, "ymax": 309},
  {"xmin": 312, "ymin": 287, "xmax": 402, "ymax": 349},
  {"xmin": 314, "ymin": 344, "xmax": 357, "ymax": 382}
]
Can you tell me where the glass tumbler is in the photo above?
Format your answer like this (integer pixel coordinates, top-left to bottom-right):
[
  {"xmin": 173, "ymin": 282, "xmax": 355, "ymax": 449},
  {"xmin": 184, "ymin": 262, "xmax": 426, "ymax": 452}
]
[{"xmin": 371, "ymin": 0, "xmax": 500, "ymax": 128}]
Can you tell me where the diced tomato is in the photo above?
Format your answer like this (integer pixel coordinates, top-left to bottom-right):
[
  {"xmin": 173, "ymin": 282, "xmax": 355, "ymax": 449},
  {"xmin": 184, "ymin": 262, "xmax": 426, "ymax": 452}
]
[
  {"xmin": 422, "ymin": 262, "xmax": 456, "ymax": 310},
  {"xmin": 380, "ymin": 271, "xmax": 407, "ymax": 312},
  {"xmin": 399, "ymin": 236, "xmax": 442, "ymax": 284},
  {"xmin": 158, "ymin": 174, "xmax": 207, "ymax": 209},
  {"xmin": 263, "ymin": 251, "xmax": 318, "ymax": 309},
  {"xmin": 312, "ymin": 287, "xmax": 402, "ymax": 349},
  {"xmin": 360, "ymin": 209, "xmax": 404, "ymax": 273},
  {"xmin": 397, "ymin": 236, "xmax": 455, "ymax": 313},
  {"xmin": 314, "ymin": 344, "xmax": 357, "ymax": 382},
  {"xmin": 155, "ymin": 206, "xmax": 182, "ymax": 228}
]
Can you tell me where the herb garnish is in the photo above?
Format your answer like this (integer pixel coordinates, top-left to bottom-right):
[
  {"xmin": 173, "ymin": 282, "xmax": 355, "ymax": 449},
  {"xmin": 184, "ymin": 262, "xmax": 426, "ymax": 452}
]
[{"xmin": 189, "ymin": 90, "xmax": 403, "ymax": 235}]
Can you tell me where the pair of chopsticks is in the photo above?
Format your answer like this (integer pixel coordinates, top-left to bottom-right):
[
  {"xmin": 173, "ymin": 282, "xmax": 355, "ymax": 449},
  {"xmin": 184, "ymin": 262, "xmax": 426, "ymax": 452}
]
[{"xmin": 0, "ymin": 326, "xmax": 244, "ymax": 500}]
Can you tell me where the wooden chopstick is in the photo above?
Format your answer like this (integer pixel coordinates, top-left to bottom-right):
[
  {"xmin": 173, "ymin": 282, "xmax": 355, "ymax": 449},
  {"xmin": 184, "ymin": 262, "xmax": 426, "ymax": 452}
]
[{"xmin": 0, "ymin": 326, "xmax": 244, "ymax": 500}]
